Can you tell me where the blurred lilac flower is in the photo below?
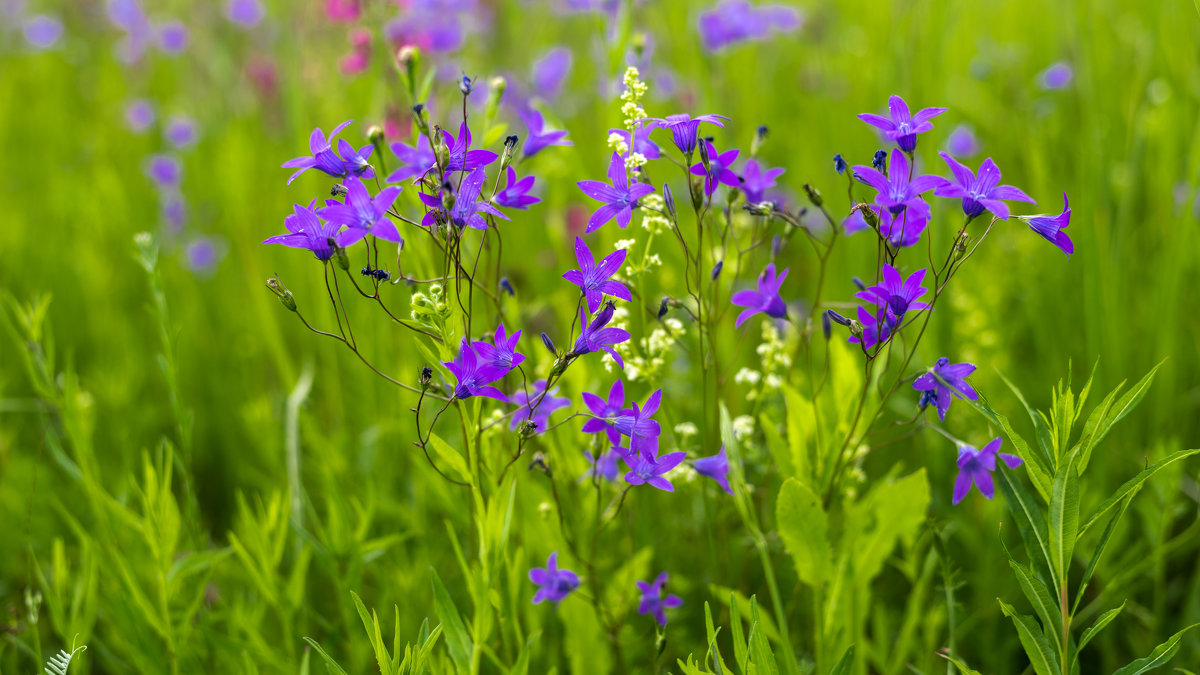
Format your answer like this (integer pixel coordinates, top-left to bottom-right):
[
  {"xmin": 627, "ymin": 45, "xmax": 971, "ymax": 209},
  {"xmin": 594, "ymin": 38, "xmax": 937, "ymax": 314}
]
[
  {"xmin": 388, "ymin": 135, "xmax": 435, "ymax": 183},
  {"xmin": 282, "ymin": 120, "xmax": 353, "ymax": 184},
  {"xmin": 646, "ymin": 113, "xmax": 728, "ymax": 156},
  {"xmin": 145, "ymin": 154, "xmax": 182, "ymax": 189},
  {"xmin": 441, "ymin": 122, "xmax": 498, "ymax": 172},
  {"xmin": 572, "ymin": 302, "xmax": 630, "ymax": 368},
  {"xmin": 318, "ymin": 177, "xmax": 403, "ymax": 245},
  {"xmin": 1018, "ymin": 192, "xmax": 1073, "ymax": 257},
  {"xmin": 945, "ymin": 124, "xmax": 980, "ymax": 157},
  {"xmin": 384, "ymin": 11, "xmax": 463, "ymax": 53},
  {"xmin": 446, "ymin": 339, "xmax": 507, "ymax": 401},
  {"xmin": 934, "ymin": 152, "xmax": 1035, "ymax": 220},
  {"xmin": 857, "ymin": 95, "xmax": 946, "ymax": 153},
  {"xmin": 854, "ymin": 264, "xmax": 930, "ymax": 328},
  {"xmin": 519, "ymin": 107, "xmax": 572, "ymax": 157},
  {"xmin": 326, "ymin": 0, "xmax": 361, "ymax": 22},
  {"xmin": 611, "ymin": 389, "xmax": 662, "ymax": 458},
  {"xmin": 162, "ymin": 195, "xmax": 186, "ymax": 231},
  {"xmin": 563, "ymin": 237, "xmax": 631, "ymax": 312},
  {"xmin": 185, "ymin": 237, "xmax": 222, "ymax": 274},
  {"xmin": 577, "ymin": 152, "xmax": 656, "ymax": 232},
  {"xmin": 1038, "ymin": 61, "xmax": 1073, "ymax": 90},
  {"xmin": 623, "ymin": 449, "xmax": 687, "ymax": 491},
  {"xmin": 584, "ymin": 448, "xmax": 622, "ymax": 481},
  {"xmin": 262, "ymin": 200, "xmax": 344, "ymax": 260},
  {"xmin": 23, "ymin": 15, "xmax": 62, "ymax": 49},
  {"xmin": 472, "ymin": 323, "xmax": 524, "ymax": 379},
  {"xmin": 165, "ymin": 116, "xmax": 198, "ymax": 148},
  {"xmin": 694, "ymin": 446, "xmax": 732, "ymax": 494},
  {"xmin": 509, "ymin": 380, "xmax": 570, "ymax": 433},
  {"xmin": 740, "ymin": 158, "xmax": 784, "ymax": 202},
  {"xmin": 529, "ymin": 552, "xmax": 579, "ymax": 605},
  {"xmin": 953, "ymin": 437, "xmax": 1023, "ymax": 505},
  {"xmin": 609, "ymin": 122, "xmax": 661, "ymax": 161},
  {"xmin": 698, "ymin": 0, "xmax": 802, "ymax": 51},
  {"xmin": 226, "ymin": 0, "xmax": 264, "ymax": 28},
  {"xmin": 494, "ymin": 167, "xmax": 540, "ymax": 209},
  {"xmin": 731, "ymin": 263, "xmax": 789, "ymax": 328},
  {"xmin": 532, "ymin": 47, "xmax": 572, "ymax": 100},
  {"xmin": 636, "ymin": 573, "xmax": 682, "ymax": 626},
  {"xmin": 125, "ymin": 99, "xmax": 156, "ymax": 132},
  {"xmin": 690, "ymin": 140, "xmax": 740, "ymax": 196},
  {"xmin": 853, "ymin": 148, "xmax": 942, "ymax": 214},
  {"xmin": 913, "ymin": 357, "xmax": 978, "ymax": 422},
  {"xmin": 156, "ymin": 20, "xmax": 187, "ymax": 53},
  {"xmin": 581, "ymin": 379, "xmax": 625, "ymax": 445}
]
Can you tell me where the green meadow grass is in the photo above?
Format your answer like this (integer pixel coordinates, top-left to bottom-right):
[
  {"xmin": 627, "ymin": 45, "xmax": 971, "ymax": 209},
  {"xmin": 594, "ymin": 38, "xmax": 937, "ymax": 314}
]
[{"xmin": 1, "ymin": 1, "xmax": 1198, "ymax": 673}]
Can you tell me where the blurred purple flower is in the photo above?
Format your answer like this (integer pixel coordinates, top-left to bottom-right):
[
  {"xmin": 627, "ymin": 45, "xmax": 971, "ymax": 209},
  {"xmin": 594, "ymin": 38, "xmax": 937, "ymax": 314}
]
[
  {"xmin": 577, "ymin": 152, "xmax": 656, "ymax": 232},
  {"xmin": 262, "ymin": 200, "xmax": 344, "ymax": 261},
  {"xmin": 731, "ymin": 263, "xmax": 789, "ymax": 328},
  {"xmin": 944, "ymin": 124, "xmax": 980, "ymax": 157},
  {"xmin": 532, "ymin": 47, "xmax": 572, "ymax": 100},
  {"xmin": 509, "ymin": 380, "xmax": 570, "ymax": 433},
  {"xmin": 646, "ymin": 113, "xmax": 727, "ymax": 156},
  {"xmin": 318, "ymin": 176, "xmax": 403, "ymax": 245},
  {"xmin": 156, "ymin": 20, "xmax": 187, "ymax": 53},
  {"xmin": 850, "ymin": 201, "xmax": 929, "ymax": 248},
  {"xmin": 852, "ymin": 148, "xmax": 942, "ymax": 214},
  {"xmin": 636, "ymin": 572, "xmax": 682, "ymax": 626},
  {"xmin": 494, "ymin": 167, "xmax": 540, "ymax": 210},
  {"xmin": 23, "ymin": 15, "xmax": 62, "ymax": 49},
  {"xmin": 519, "ymin": 107, "xmax": 572, "ymax": 157},
  {"xmin": 563, "ymin": 237, "xmax": 631, "ymax": 313},
  {"xmin": 161, "ymin": 195, "xmax": 186, "ymax": 231},
  {"xmin": 934, "ymin": 152, "xmax": 1035, "ymax": 220},
  {"xmin": 913, "ymin": 357, "xmax": 978, "ymax": 422},
  {"xmin": 694, "ymin": 446, "xmax": 732, "ymax": 494},
  {"xmin": 584, "ymin": 448, "xmax": 622, "ymax": 481},
  {"xmin": 384, "ymin": 11, "xmax": 463, "ymax": 53},
  {"xmin": 1019, "ymin": 192, "xmax": 1073, "ymax": 257},
  {"xmin": 125, "ymin": 99, "xmax": 156, "ymax": 132},
  {"xmin": 953, "ymin": 437, "xmax": 1023, "ymax": 505},
  {"xmin": 145, "ymin": 154, "xmax": 182, "ymax": 189},
  {"xmin": 529, "ymin": 552, "xmax": 579, "ymax": 605},
  {"xmin": 326, "ymin": 0, "xmax": 361, "ymax": 22},
  {"xmin": 165, "ymin": 116, "xmax": 198, "ymax": 148},
  {"xmin": 388, "ymin": 135, "xmax": 435, "ymax": 183},
  {"xmin": 1038, "ymin": 61, "xmax": 1073, "ymax": 90},
  {"xmin": 698, "ymin": 0, "xmax": 802, "ymax": 51},
  {"xmin": 185, "ymin": 237, "xmax": 222, "ymax": 274},
  {"xmin": 581, "ymin": 379, "xmax": 625, "ymax": 445},
  {"xmin": 740, "ymin": 158, "xmax": 784, "ymax": 202},
  {"xmin": 226, "ymin": 0, "xmax": 265, "ymax": 28}
]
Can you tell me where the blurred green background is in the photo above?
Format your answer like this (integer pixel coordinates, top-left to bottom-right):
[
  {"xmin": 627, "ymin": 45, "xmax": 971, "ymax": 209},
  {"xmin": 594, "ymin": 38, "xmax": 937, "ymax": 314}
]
[{"xmin": 2, "ymin": 0, "xmax": 1199, "ymax": 672}]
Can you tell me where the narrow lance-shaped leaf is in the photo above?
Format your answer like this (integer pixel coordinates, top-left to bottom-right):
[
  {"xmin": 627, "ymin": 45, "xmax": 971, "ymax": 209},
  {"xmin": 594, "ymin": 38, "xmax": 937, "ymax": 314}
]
[
  {"xmin": 1048, "ymin": 451, "xmax": 1080, "ymax": 589},
  {"xmin": 431, "ymin": 569, "xmax": 474, "ymax": 673},
  {"xmin": 965, "ymin": 391, "xmax": 1053, "ymax": 501},
  {"xmin": 1111, "ymin": 622, "xmax": 1200, "ymax": 675},
  {"xmin": 1076, "ymin": 601, "xmax": 1125, "ymax": 655},
  {"xmin": 1078, "ymin": 360, "xmax": 1165, "ymax": 471},
  {"xmin": 994, "ymin": 468, "xmax": 1057, "ymax": 590},
  {"xmin": 1073, "ymin": 491, "xmax": 1136, "ymax": 615},
  {"xmin": 1078, "ymin": 448, "xmax": 1200, "ymax": 538},
  {"xmin": 998, "ymin": 599, "xmax": 1060, "ymax": 675}
]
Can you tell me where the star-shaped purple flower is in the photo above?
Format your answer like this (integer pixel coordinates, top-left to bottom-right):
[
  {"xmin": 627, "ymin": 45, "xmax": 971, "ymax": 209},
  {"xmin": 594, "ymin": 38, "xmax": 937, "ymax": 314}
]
[
  {"xmin": 445, "ymin": 339, "xmax": 507, "ymax": 402},
  {"xmin": 645, "ymin": 113, "xmax": 728, "ymax": 156},
  {"xmin": 740, "ymin": 158, "xmax": 784, "ymax": 202},
  {"xmin": 854, "ymin": 264, "xmax": 930, "ymax": 328},
  {"xmin": 731, "ymin": 263, "xmax": 789, "ymax": 328},
  {"xmin": 848, "ymin": 304, "xmax": 892, "ymax": 351},
  {"xmin": 563, "ymin": 238, "xmax": 631, "ymax": 313},
  {"xmin": 572, "ymin": 302, "xmax": 631, "ymax": 368},
  {"xmin": 933, "ymin": 152, "xmax": 1035, "ymax": 221},
  {"xmin": 282, "ymin": 120, "xmax": 353, "ymax": 185},
  {"xmin": 262, "ymin": 200, "xmax": 344, "ymax": 261},
  {"xmin": 690, "ymin": 140, "xmax": 740, "ymax": 196},
  {"xmin": 388, "ymin": 134, "xmax": 435, "ymax": 183},
  {"xmin": 581, "ymin": 379, "xmax": 625, "ymax": 445},
  {"xmin": 1019, "ymin": 192, "xmax": 1073, "ymax": 257},
  {"xmin": 509, "ymin": 380, "xmax": 571, "ymax": 434},
  {"xmin": 623, "ymin": 448, "xmax": 687, "ymax": 492},
  {"xmin": 440, "ymin": 122, "xmax": 498, "ymax": 173},
  {"xmin": 577, "ymin": 152, "xmax": 656, "ymax": 232},
  {"xmin": 494, "ymin": 167, "xmax": 541, "ymax": 210},
  {"xmin": 636, "ymin": 572, "xmax": 683, "ymax": 626},
  {"xmin": 472, "ymin": 323, "xmax": 524, "ymax": 380},
  {"xmin": 611, "ymin": 389, "xmax": 662, "ymax": 459},
  {"xmin": 609, "ymin": 122, "xmax": 661, "ymax": 161},
  {"xmin": 693, "ymin": 446, "xmax": 732, "ymax": 495},
  {"xmin": 519, "ymin": 107, "xmax": 572, "ymax": 157},
  {"xmin": 852, "ymin": 148, "xmax": 943, "ymax": 215},
  {"xmin": 953, "ymin": 437, "xmax": 1024, "ymax": 505},
  {"xmin": 529, "ymin": 552, "xmax": 579, "ymax": 605},
  {"xmin": 318, "ymin": 177, "xmax": 402, "ymax": 246},
  {"xmin": 420, "ymin": 167, "xmax": 510, "ymax": 231},
  {"xmin": 857, "ymin": 95, "xmax": 947, "ymax": 153},
  {"xmin": 912, "ymin": 357, "xmax": 978, "ymax": 422},
  {"xmin": 336, "ymin": 137, "xmax": 375, "ymax": 181}
]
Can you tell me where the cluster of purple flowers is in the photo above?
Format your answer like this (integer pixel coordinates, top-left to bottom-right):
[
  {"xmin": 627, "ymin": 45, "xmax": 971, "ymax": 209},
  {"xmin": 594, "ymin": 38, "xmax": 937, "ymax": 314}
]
[{"xmin": 528, "ymin": 552, "xmax": 682, "ymax": 626}]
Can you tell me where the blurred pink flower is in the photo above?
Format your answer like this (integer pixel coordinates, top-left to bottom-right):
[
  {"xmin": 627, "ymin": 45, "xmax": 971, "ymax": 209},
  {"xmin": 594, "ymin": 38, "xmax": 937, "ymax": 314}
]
[{"xmin": 326, "ymin": 0, "xmax": 361, "ymax": 21}]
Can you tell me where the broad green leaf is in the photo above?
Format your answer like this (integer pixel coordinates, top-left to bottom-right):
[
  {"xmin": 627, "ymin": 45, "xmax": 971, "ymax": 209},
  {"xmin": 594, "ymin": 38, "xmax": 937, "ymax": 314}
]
[
  {"xmin": 1076, "ymin": 601, "xmax": 1124, "ymax": 654},
  {"xmin": 995, "ymin": 468, "xmax": 1057, "ymax": 590},
  {"xmin": 1078, "ymin": 360, "xmax": 1164, "ymax": 471},
  {"xmin": 998, "ymin": 599, "xmax": 1059, "ymax": 675},
  {"xmin": 1008, "ymin": 561, "xmax": 1062, "ymax": 651},
  {"xmin": 428, "ymin": 433, "xmax": 473, "ymax": 486},
  {"xmin": 1111, "ymin": 623, "xmax": 1200, "ymax": 675},
  {"xmin": 302, "ymin": 638, "xmax": 349, "ymax": 675},
  {"xmin": 431, "ymin": 570, "xmax": 473, "ymax": 673},
  {"xmin": 782, "ymin": 385, "xmax": 815, "ymax": 486},
  {"xmin": 965, "ymin": 391, "xmax": 1053, "ymax": 501},
  {"xmin": 1048, "ymin": 452, "xmax": 1080, "ymax": 587},
  {"xmin": 1078, "ymin": 448, "xmax": 1200, "ymax": 538},
  {"xmin": 760, "ymin": 412, "xmax": 795, "ymax": 481},
  {"xmin": 776, "ymin": 478, "xmax": 830, "ymax": 586},
  {"xmin": 843, "ymin": 470, "xmax": 930, "ymax": 586},
  {"xmin": 829, "ymin": 645, "xmax": 855, "ymax": 675}
]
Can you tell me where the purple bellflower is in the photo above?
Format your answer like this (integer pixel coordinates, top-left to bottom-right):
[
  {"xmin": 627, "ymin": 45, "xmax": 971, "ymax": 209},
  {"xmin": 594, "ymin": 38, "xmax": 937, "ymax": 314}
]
[
  {"xmin": 509, "ymin": 380, "xmax": 571, "ymax": 434},
  {"xmin": 854, "ymin": 264, "xmax": 930, "ymax": 328},
  {"xmin": 126, "ymin": 99, "xmax": 156, "ymax": 132},
  {"xmin": 934, "ymin": 152, "xmax": 1035, "ymax": 221},
  {"xmin": 388, "ymin": 135, "xmax": 436, "ymax": 183},
  {"xmin": 953, "ymin": 437, "xmax": 1024, "ymax": 505},
  {"xmin": 494, "ymin": 167, "xmax": 541, "ymax": 209},
  {"xmin": 847, "ymin": 202, "xmax": 929, "ymax": 247},
  {"xmin": 336, "ymin": 137, "xmax": 375, "ymax": 181},
  {"xmin": 636, "ymin": 573, "xmax": 683, "ymax": 626},
  {"xmin": 24, "ymin": 15, "xmax": 64, "ymax": 50},
  {"xmin": 740, "ymin": 158, "xmax": 785, "ymax": 202},
  {"xmin": 146, "ymin": 154, "xmax": 182, "ymax": 189},
  {"xmin": 731, "ymin": 263, "xmax": 789, "ymax": 328},
  {"xmin": 623, "ymin": 448, "xmax": 687, "ymax": 491},
  {"xmin": 1038, "ymin": 62, "xmax": 1073, "ymax": 90},
  {"xmin": 318, "ymin": 177, "xmax": 402, "ymax": 245},
  {"xmin": 529, "ymin": 552, "xmax": 580, "ymax": 605},
  {"xmin": 945, "ymin": 124, "xmax": 980, "ymax": 157},
  {"xmin": 848, "ymin": 305, "xmax": 892, "ymax": 351},
  {"xmin": 1018, "ymin": 192, "xmax": 1073, "ymax": 257},
  {"xmin": 857, "ymin": 95, "xmax": 947, "ymax": 153},
  {"xmin": 584, "ymin": 448, "xmax": 622, "ymax": 482},
  {"xmin": 262, "ymin": 200, "xmax": 344, "ymax": 260},
  {"xmin": 472, "ymin": 323, "xmax": 524, "ymax": 379},
  {"xmin": 572, "ymin": 302, "xmax": 631, "ymax": 368},
  {"xmin": 693, "ymin": 446, "xmax": 733, "ymax": 495},
  {"xmin": 165, "ymin": 116, "xmax": 198, "ymax": 149},
  {"xmin": 445, "ymin": 339, "xmax": 507, "ymax": 402},
  {"xmin": 852, "ymin": 148, "xmax": 943, "ymax": 215},
  {"xmin": 519, "ymin": 107, "xmax": 572, "ymax": 157},
  {"xmin": 441, "ymin": 122, "xmax": 498, "ymax": 172},
  {"xmin": 609, "ymin": 122, "xmax": 661, "ymax": 161},
  {"xmin": 690, "ymin": 140, "xmax": 740, "ymax": 196},
  {"xmin": 581, "ymin": 379, "xmax": 625, "ymax": 445},
  {"xmin": 532, "ymin": 47, "xmax": 573, "ymax": 100},
  {"xmin": 563, "ymin": 237, "xmax": 631, "ymax": 312},
  {"xmin": 226, "ymin": 0, "xmax": 265, "ymax": 27},
  {"xmin": 912, "ymin": 357, "xmax": 979, "ymax": 422},
  {"xmin": 645, "ymin": 113, "xmax": 728, "ymax": 156},
  {"xmin": 577, "ymin": 152, "xmax": 656, "ymax": 232},
  {"xmin": 282, "ymin": 120, "xmax": 353, "ymax": 185},
  {"xmin": 610, "ymin": 389, "xmax": 662, "ymax": 459},
  {"xmin": 420, "ymin": 166, "xmax": 510, "ymax": 230},
  {"xmin": 698, "ymin": 0, "xmax": 802, "ymax": 51}
]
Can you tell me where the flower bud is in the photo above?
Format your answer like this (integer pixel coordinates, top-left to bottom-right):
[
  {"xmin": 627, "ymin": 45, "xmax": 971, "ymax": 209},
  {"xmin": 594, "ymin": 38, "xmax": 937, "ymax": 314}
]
[
  {"xmin": 851, "ymin": 276, "xmax": 866, "ymax": 291},
  {"xmin": 662, "ymin": 183, "xmax": 676, "ymax": 220},
  {"xmin": 710, "ymin": 260, "xmax": 723, "ymax": 280},
  {"xmin": 821, "ymin": 310, "xmax": 832, "ymax": 340},
  {"xmin": 504, "ymin": 134, "xmax": 519, "ymax": 150},
  {"xmin": 528, "ymin": 452, "xmax": 548, "ymax": 473},
  {"xmin": 698, "ymin": 140, "xmax": 711, "ymax": 172},
  {"xmin": 855, "ymin": 204, "xmax": 879, "ymax": 229},
  {"xmin": 518, "ymin": 420, "xmax": 539, "ymax": 438},
  {"xmin": 419, "ymin": 366, "xmax": 433, "ymax": 388},
  {"xmin": 803, "ymin": 183, "xmax": 823, "ymax": 208},
  {"xmin": 367, "ymin": 125, "xmax": 384, "ymax": 145},
  {"xmin": 500, "ymin": 277, "xmax": 515, "ymax": 296},
  {"xmin": 396, "ymin": 45, "xmax": 420, "ymax": 74},
  {"xmin": 266, "ymin": 277, "xmax": 297, "ymax": 312},
  {"xmin": 412, "ymin": 102, "xmax": 425, "ymax": 116},
  {"xmin": 331, "ymin": 240, "xmax": 350, "ymax": 271},
  {"xmin": 459, "ymin": 74, "xmax": 474, "ymax": 96},
  {"xmin": 833, "ymin": 153, "xmax": 847, "ymax": 175},
  {"xmin": 825, "ymin": 309, "xmax": 852, "ymax": 326},
  {"xmin": 872, "ymin": 149, "xmax": 888, "ymax": 174},
  {"xmin": 540, "ymin": 332, "xmax": 556, "ymax": 354},
  {"xmin": 658, "ymin": 296, "xmax": 670, "ymax": 319},
  {"xmin": 849, "ymin": 320, "xmax": 863, "ymax": 339},
  {"xmin": 743, "ymin": 201, "xmax": 773, "ymax": 216}
]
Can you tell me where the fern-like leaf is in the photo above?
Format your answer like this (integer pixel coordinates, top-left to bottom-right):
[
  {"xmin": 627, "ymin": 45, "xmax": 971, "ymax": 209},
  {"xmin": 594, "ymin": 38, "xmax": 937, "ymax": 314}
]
[{"xmin": 44, "ymin": 641, "xmax": 87, "ymax": 675}]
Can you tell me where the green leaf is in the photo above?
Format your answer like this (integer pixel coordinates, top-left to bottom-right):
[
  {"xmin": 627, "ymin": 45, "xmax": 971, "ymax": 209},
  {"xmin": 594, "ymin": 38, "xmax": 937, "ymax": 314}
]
[
  {"xmin": 998, "ymin": 599, "xmax": 1060, "ymax": 675},
  {"xmin": 1048, "ymin": 451, "xmax": 1080, "ymax": 587},
  {"xmin": 748, "ymin": 597, "xmax": 780, "ymax": 675},
  {"xmin": 302, "ymin": 638, "xmax": 349, "ymax": 675},
  {"xmin": 935, "ymin": 651, "xmax": 982, "ymax": 675},
  {"xmin": 995, "ymin": 468, "xmax": 1057, "ymax": 590},
  {"xmin": 781, "ymin": 385, "xmax": 815, "ymax": 487},
  {"xmin": 1008, "ymin": 561, "xmax": 1062, "ymax": 651},
  {"xmin": 1078, "ymin": 448, "xmax": 1200, "ymax": 538},
  {"xmin": 730, "ymin": 592, "xmax": 749, "ymax": 673},
  {"xmin": 1078, "ymin": 360, "xmax": 1165, "ymax": 471},
  {"xmin": 965, "ymin": 391, "xmax": 1053, "ymax": 501},
  {"xmin": 431, "ymin": 569, "xmax": 473, "ymax": 673},
  {"xmin": 829, "ymin": 645, "xmax": 855, "ymax": 675},
  {"xmin": 1077, "ymin": 601, "xmax": 1125, "ymax": 654},
  {"xmin": 1111, "ymin": 623, "xmax": 1200, "ymax": 675},
  {"xmin": 704, "ymin": 602, "xmax": 728, "ymax": 675},
  {"xmin": 1074, "ymin": 491, "xmax": 1136, "ymax": 614},
  {"xmin": 428, "ymin": 433, "xmax": 473, "ymax": 486},
  {"xmin": 776, "ymin": 478, "xmax": 830, "ymax": 586},
  {"xmin": 842, "ymin": 469, "xmax": 930, "ymax": 586}
]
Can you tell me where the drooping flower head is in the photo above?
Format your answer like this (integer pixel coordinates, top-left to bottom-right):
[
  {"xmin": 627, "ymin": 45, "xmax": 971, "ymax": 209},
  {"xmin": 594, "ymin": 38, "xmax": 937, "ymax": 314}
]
[
  {"xmin": 563, "ymin": 237, "xmax": 632, "ymax": 312},
  {"xmin": 445, "ymin": 339, "xmax": 507, "ymax": 402},
  {"xmin": 509, "ymin": 380, "xmax": 571, "ymax": 434},
  {"xmin": 645, "ymin": 113, "xmax": 728, "ymax": 156},
  {"xmin": 572, "ymin": 302, "xmax": 631, "ymax": 368},
  {"xmin": 1018, "ymin": 192, "xmax": 1073, "ymax": 257},
  {"xmin": 623, "ymin": 448, "xmax": 687, "ymax": 492},
  {"xmin": 577, "ymin": 152, "xmax": 656, "ymax": 232},
  {"xmin": 262, "ymin": 200, "xmax": 344, "ymax": 261},
  {"xmin": 494, "ymin": 167, "xmax": 541, "ymax": 210},
  {"xmin": 852, "ymin": 148, "xmax": 942, "ymax": 214},
  {"xmin": 519, "ymin": 107, "xmax": 572, "ymax": 157},
  {"xmin": 689, "ymin": 140, "xmax": 740, "ymax": 196},
  {"xmin": 731, "ymin": 263, "xmax": 789, "ymax": 328},
  {"xmin": 636, "ymin": 572, "xmax": 683, "ymax": 626},
  {"xmin": 318, "ymin": 177, "xmax": 402, "ymax": 245},
  {"xmin": 953, "ymin": 437, "xmax": 1024, "ymax": 505},
  {"xmin": 581, "ymin": 379, "xmax": 625, "ymax": 445},
  {"xmin": 693, "ymin": 446, "xmax": 733, "ymax": 495},
  {"xmin": 933, "ymin": 152, "xmax": 1035, "ymax": 221},
  {"xmin": 472, "ymin": 323, "xmax": 524, "ymax": 380},
  {"xmin": 857, "ymin": 95, "xmax": 947, "ymax": 153},
  {"xmin": 854, "ymin": 264, "xmax": 930, "ymax": 328},
  {"xmin": 912, "ymin": 357, "xmax": 979, "ymax": 422},
  {"xmin": 529, "ymin": 552, "xmax": 579, "ymax": 605},
  {"xmin": 388, "ymin": 134, "xmax": 436, "ymax": 183},
  {"xmin": 740, "ymin": 158, "xmax": 785, "ymax": 203},
  {"xmin": 440, "ymin": 122, "xmax": 498, "ymax": 173},
  {"xmin": 282, "ymin": 120, "xmax": 353, "ymax": 185}
]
